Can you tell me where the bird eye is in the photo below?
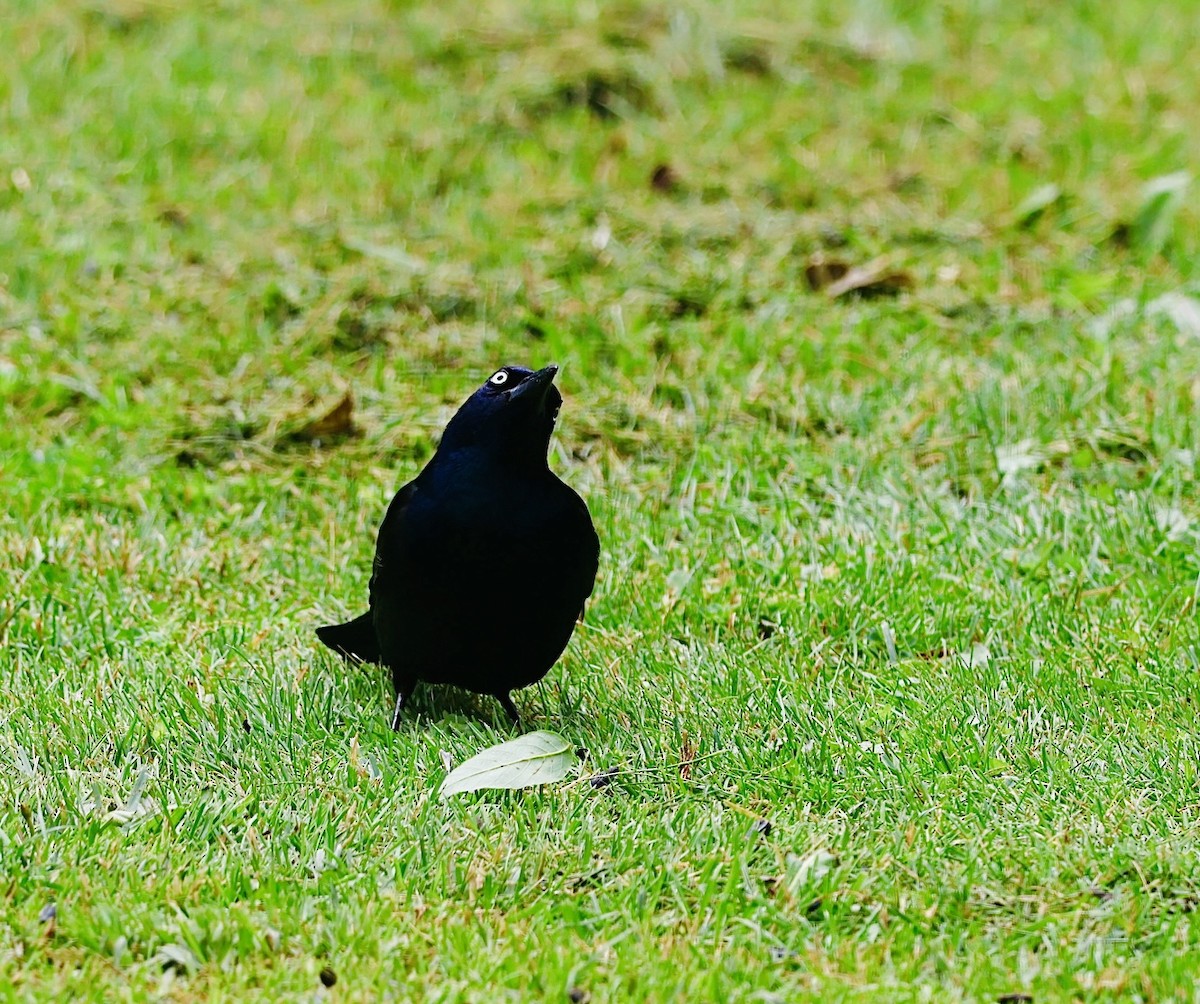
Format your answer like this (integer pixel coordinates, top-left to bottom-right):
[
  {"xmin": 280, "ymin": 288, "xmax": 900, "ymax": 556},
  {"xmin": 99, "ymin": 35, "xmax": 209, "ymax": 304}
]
[{"xmin": 489, "ymin": 371, "xmax": 509, "ymax": 386}]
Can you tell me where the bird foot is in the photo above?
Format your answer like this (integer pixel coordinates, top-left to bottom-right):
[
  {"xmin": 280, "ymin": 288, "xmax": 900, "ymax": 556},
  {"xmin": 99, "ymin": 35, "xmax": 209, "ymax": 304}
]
[
  {"xmin": 390, "ymin": 681, "xmax": 416, "ymax": 730},
  {"xmin": 497, "ymin": 693, "xmax": 521, "ymax": 725}
]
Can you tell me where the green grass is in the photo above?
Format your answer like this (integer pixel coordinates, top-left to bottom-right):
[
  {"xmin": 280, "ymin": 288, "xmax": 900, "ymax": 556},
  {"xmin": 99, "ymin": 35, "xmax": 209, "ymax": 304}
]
[{"xmin": 4, "ymin": 0, "xmax": 1200, "ymax": 999}]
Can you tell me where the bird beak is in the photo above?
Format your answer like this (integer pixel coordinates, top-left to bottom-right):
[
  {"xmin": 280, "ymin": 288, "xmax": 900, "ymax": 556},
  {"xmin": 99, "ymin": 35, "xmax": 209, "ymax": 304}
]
[{"xmin": 512, "ymin": 364, "xmax": 559, "ymax": 402}]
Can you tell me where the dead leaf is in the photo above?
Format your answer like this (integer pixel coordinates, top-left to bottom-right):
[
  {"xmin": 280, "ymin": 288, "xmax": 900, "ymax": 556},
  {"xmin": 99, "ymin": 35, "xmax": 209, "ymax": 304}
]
[
  {"xmin": 804, "ymin": 257, "xmax": 850, "ymax": 290},
  {"xmin": 291, "ymin": 391, "xmax": 357, "ymax": 444},
  {"xmin": 809, "ymin": 257, "xmax": 913, "ymax": 298}
]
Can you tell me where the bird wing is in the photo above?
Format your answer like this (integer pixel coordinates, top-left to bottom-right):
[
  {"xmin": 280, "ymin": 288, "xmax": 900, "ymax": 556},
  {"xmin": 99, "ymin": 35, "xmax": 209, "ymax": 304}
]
[
  {"xmin": 563, "ymin": 488, "xmax": 600, "ymax": 613},
  {"xmin": 369, "ymin": 479, "xmax": 418, "ymax": 610}
]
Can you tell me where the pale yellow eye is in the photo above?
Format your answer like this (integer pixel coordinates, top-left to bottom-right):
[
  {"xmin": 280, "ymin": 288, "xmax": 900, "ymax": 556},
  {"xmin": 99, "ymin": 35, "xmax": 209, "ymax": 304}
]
[{"xmin": 489, "ymin": 371, "xmax": 509, "ymax": 386}]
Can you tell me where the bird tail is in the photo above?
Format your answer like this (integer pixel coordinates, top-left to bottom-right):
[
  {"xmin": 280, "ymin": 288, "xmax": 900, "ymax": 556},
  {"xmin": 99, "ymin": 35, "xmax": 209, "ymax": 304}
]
[{"xmin": 316, "ymin": 611, "xmax": 382, "ymax": 664}]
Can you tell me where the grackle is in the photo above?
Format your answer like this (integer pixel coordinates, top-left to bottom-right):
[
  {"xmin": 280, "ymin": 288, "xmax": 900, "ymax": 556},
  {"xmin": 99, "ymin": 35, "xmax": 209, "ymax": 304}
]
[{"xmin": 317, "ymin": 364, "xmax": 599, "ymax": 727}]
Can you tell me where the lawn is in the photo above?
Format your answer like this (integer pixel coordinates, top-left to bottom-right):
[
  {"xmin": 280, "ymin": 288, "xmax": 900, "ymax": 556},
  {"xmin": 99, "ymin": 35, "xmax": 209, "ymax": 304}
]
[{"xmin": 3, "ymin": 0, "xmax": 1200, "ymax": 999}]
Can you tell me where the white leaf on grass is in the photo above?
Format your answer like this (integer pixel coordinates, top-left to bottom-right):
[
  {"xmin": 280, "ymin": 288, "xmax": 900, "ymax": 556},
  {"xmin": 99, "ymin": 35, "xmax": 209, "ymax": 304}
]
[
  {"xmin": 156, "ymin": 943, "xmax": 199, "ymax": 973},
  {"xmin": 439, "ymin": 731, "xmax": 575, "ymax": 799},
  {"xmin": 956, "ymin": 643, "xmax": 991, "ymax": 670}
]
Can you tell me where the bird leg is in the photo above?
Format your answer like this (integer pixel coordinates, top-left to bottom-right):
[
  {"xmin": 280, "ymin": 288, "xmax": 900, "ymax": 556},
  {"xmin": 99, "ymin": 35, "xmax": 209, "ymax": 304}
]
[
  {"xmin": 496, "ymin": 693, "xmax": 521, "ymax": 725},
  {"xmin": 390, "ymin": 679, "xmax": 417, "ymax": 730}
]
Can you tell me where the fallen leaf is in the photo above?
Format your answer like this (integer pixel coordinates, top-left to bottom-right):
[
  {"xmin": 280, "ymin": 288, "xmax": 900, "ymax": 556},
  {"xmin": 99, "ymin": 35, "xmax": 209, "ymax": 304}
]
[
  {"xmin": 807, "ymin": 256, "xmax": 913, "ymax": 298},
  {"xmin": 804, "ymin": 257, "xmax": 850, "ymax": 290},
  {"xmin": 157, "ymin": 943, "xmax": 199, "ymax": 973},
  {"xmin": 956, "ymin": 643, "xmax": 991, "ymax": 670},
  {"xmin": 291, "ymin": 391, "xmax": 357, "ymax": 444},
  {"xmin": 439, "ymin": 731, "xmax": 575, "ymax": 798}
]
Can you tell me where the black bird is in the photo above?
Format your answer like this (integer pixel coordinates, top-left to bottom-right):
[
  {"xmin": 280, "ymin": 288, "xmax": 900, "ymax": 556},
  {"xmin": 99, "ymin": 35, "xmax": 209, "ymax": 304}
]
[{"xmin": 317, "ymin": 364, "xmax": 599, "ymax": 727}]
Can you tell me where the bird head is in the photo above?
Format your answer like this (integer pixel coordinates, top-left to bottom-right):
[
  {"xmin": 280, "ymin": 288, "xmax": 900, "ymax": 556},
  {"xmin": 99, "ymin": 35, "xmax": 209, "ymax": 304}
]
[{"xmin": 437, "ymin": 364, "xmax": 564, "ymax": 463}]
